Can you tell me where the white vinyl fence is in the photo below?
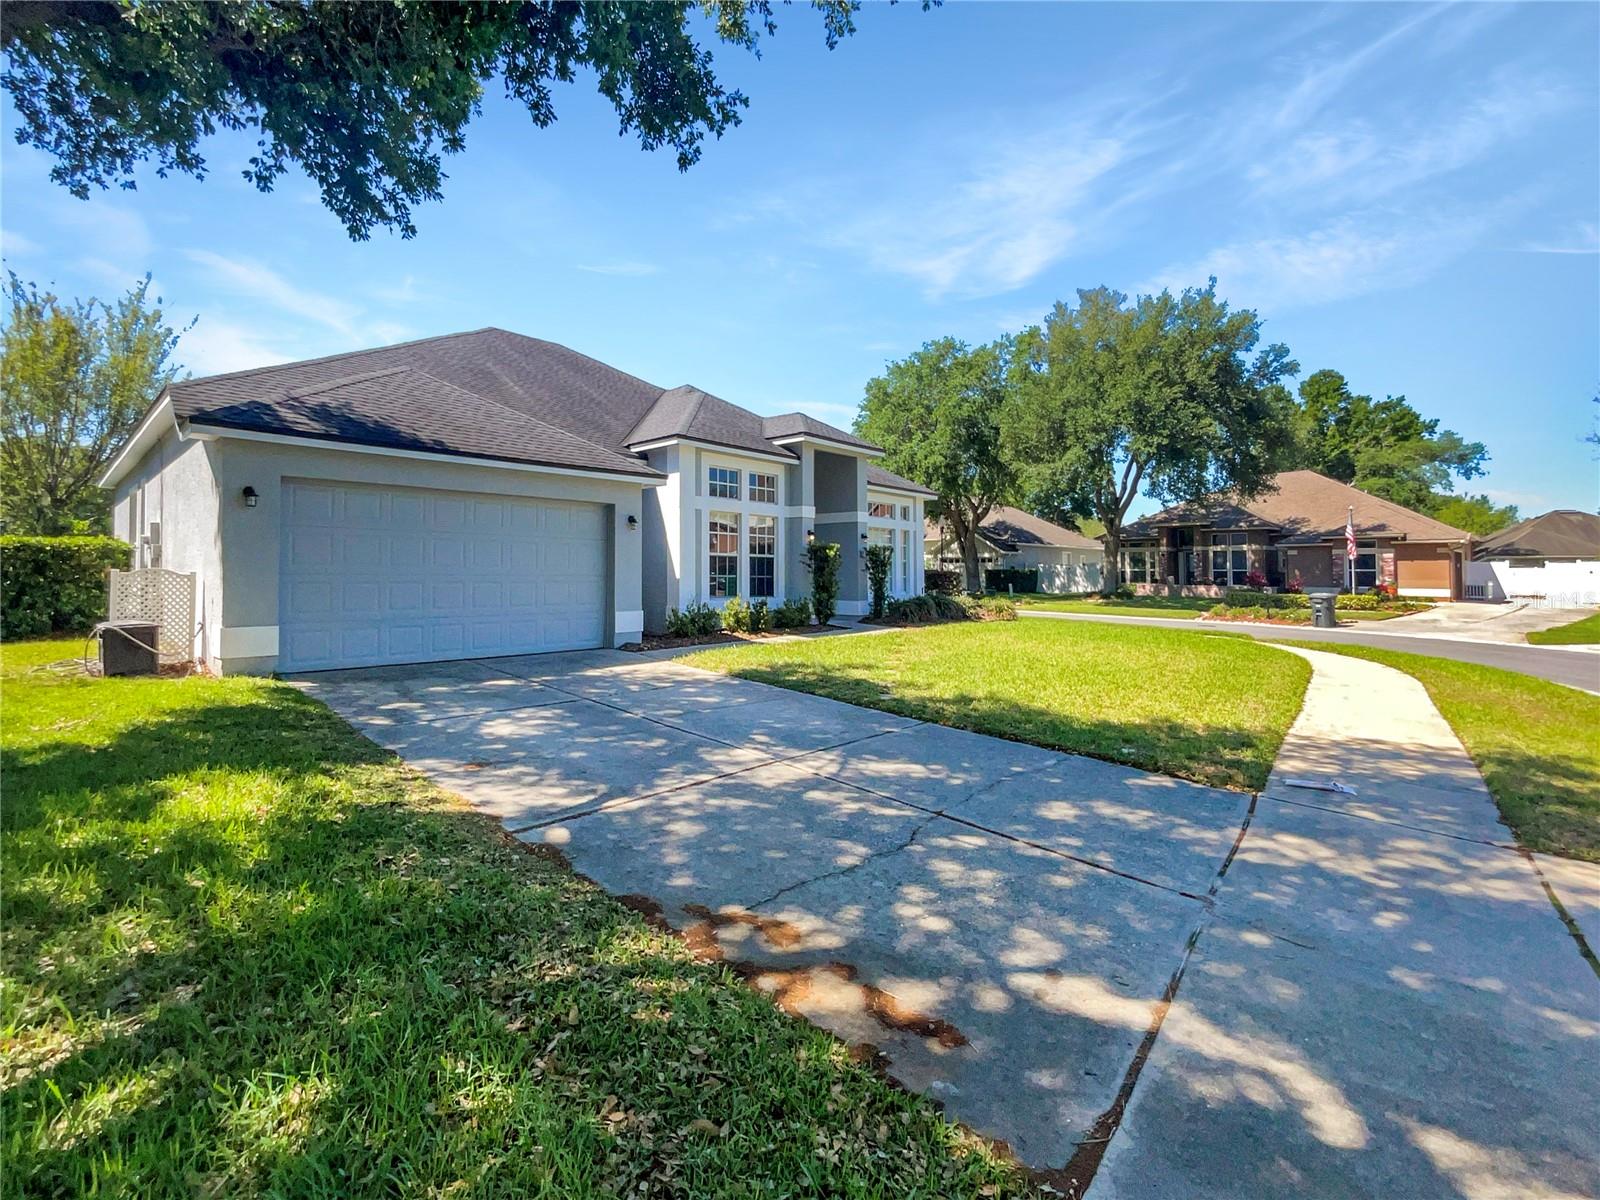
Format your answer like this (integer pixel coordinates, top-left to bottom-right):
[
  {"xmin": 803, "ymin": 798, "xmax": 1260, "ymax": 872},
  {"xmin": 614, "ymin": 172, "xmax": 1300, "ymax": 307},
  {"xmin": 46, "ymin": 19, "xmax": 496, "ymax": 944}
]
[
  {"xmin": 1035, "ymin": 559, "xmax": 1103, "ymax": 594},
  {"xmin": 1464, "ymin": 560, "xmax": 1600, "ymax": 608}
]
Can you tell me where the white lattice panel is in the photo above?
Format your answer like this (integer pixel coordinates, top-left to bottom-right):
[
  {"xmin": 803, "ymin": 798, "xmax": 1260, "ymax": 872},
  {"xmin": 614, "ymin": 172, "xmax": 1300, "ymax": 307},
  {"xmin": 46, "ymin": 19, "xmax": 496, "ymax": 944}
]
[{"xmin": 108, "ymin": 569, "xmax": 196, "ymax": 664}]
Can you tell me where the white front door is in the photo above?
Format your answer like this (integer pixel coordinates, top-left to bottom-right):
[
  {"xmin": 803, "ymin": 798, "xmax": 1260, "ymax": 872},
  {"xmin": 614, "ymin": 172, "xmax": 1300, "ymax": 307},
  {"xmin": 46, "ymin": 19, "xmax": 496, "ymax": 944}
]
[{"xmin": 279, "ymin": 480, "xmax": 608, "ymax": 671}]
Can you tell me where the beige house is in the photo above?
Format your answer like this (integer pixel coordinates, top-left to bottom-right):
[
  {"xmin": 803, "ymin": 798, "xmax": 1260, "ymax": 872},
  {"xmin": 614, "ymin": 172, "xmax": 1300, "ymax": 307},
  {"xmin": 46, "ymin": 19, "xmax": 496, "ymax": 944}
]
[
  {"xmin": 925, "ymin": 506, "xmax": 1103, "ymax": 592},
  {"xmin": 99, "ymin": 328, "xmax": 932, "ymax": 674},
  {"xmin": 1116, "ymin": 470, "xmax": 1471, "ymax": 598}
]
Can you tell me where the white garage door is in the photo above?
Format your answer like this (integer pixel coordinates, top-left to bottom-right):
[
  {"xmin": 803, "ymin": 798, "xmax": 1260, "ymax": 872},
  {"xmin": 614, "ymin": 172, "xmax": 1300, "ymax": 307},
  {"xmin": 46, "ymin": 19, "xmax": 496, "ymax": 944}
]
[{"xmin": 280, "ymin": 480, "xmax": 609, "ymax": 671}]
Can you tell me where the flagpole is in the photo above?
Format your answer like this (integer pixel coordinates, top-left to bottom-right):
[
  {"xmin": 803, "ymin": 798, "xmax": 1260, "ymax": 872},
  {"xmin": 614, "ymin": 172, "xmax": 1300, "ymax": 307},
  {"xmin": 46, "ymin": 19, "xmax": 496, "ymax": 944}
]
[{"xmin": 1347, "ymin": 505, "xmax": 1355, "ymax": 593}]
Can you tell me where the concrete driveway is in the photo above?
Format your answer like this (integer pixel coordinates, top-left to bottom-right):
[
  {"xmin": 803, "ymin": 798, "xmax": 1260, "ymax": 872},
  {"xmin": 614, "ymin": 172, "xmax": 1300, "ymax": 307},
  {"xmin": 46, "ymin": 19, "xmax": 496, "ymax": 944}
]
[
  {"xmin": 294, "ymin": 648, "xmax": 1251, "ymax": 1173},
  {"xmin": 294, "ymin": 648, "xmax": 1599, "ymax": 1196}
]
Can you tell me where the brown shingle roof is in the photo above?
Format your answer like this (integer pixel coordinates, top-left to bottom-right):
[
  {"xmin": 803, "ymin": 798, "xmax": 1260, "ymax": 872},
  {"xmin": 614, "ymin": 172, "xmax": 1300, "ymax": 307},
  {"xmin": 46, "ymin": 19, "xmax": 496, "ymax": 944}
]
[
  {"xmin": 1123, "ymin": 470, "xmax": 1469, "ymax": 543},
  {"xmin": 1475, "ymin": 510, "xmax": 1600, "ymax": 560},
  {"xmin": 866, "ymin": 464, "xmax": 936, "ymax": 497}
]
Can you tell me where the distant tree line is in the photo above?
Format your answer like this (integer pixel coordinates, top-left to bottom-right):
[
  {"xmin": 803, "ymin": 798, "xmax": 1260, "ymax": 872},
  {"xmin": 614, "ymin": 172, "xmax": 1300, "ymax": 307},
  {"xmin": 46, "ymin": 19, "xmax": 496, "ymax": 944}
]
[{"xmin": 857, "ymin": 284, "xmax": 1522, "ymax": 593}]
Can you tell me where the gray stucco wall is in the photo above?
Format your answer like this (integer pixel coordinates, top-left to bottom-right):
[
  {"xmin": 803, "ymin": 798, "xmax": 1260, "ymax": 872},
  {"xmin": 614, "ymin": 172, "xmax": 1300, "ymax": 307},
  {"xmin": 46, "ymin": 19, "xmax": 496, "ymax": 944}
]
[
  {"xmin": 812, "ymin": 449, "xmax": 869, "ymax": 614},
  {"xmin": 111, "ymin": 429, "xmax": 224, "ymax": 668},
  {"xmin": 113, "ymin": 434, "xmax": 652, "ymax": 673}
]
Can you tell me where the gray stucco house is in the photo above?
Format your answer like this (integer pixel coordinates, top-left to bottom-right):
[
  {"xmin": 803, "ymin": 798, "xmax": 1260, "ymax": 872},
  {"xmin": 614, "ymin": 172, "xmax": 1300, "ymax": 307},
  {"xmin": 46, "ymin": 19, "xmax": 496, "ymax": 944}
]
[{"xmin": 99, "ymin": 328, "xmax": 932, "ymax": 674}]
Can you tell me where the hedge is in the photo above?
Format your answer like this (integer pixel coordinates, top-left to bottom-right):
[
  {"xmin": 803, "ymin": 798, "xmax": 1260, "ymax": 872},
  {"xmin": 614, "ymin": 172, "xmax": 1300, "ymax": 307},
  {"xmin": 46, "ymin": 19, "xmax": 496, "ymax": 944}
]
[
  {"xmin": 1222, "ymin": 588, "xmax": 1412, "ymax": 612},
  {"xmin": 1, "ymin": 536, "xmax": 131, "ymax": 639},
  {"xmin": 984, "ymin": 567, "xmax": 1038, "ymax": 594},
  {"xmin": 924, "ymin": 568, "xmax": 962, "ymax": 595}
]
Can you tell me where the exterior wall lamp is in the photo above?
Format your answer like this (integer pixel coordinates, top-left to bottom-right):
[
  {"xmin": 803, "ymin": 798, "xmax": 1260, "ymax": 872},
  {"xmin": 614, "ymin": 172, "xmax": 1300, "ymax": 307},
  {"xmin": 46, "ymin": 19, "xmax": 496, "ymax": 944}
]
[
  {"xmin": 241, "ymin": 486, "xmax": 259, "ymax": 508},
  {"xmin": 805, "ymin": 529, "xmax": 815, "ymax": 544},
  {"xmin": 626, "ymin": 514, "xmax": 638, "ymax": 530}
]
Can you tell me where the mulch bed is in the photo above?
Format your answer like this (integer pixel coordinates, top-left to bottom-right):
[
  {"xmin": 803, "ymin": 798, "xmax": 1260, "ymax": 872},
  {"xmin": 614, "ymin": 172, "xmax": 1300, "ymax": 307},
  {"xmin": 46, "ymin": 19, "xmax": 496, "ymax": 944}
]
[{"xmin": 622, "ymin": 625, "xmax": 844, "ymax": 653}]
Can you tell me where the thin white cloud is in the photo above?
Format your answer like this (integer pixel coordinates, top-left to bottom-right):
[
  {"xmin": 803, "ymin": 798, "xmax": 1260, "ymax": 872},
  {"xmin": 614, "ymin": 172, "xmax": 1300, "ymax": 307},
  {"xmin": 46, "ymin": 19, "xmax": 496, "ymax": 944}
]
[
  {"xmin": 370, "ymin": 274, "xmax": 422, "ymax": 303},
  {"xmin": 1519, "ymin": 222, "xmax": 1600, "ymax": 255},
  {"xmin": 576, "ymin": 260, "xmax": 660, "ymax": 277},
  {"xmin": 184, "ymin": 249, "xmax": 362, "ymax": 339},
  {"xmin": 1, "ymin": 229, "xmax": 41, "ymax": 260},
  {"xmin": 806, "ymin": 123, "xmax": 1141, "ymax": 300},
  {"xmin": 176, "ymin": 318, "xmax": 297, "ymax": 378},
  {"xmin": 1139, "ymin": 209, "xmax": 1496, "ymax": 312},
  {"xmin": 1268, "ymin": 4, "xmax": 1445, "ymax": 132}
]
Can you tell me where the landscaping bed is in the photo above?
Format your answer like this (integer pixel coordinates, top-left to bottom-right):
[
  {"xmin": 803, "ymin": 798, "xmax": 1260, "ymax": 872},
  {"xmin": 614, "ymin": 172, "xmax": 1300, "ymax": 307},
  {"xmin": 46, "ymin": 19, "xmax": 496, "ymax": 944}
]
[
  {"xmin": 1015, "ymin": 592, "xmax": 1211, "ymax": 619},
  {"xmin": 1296, "ymin": 642, "xmax": 1600, "ymax": 862},
  {"xmin": 0, "ymin": 638, "xmax": 1033, "ymax": 1198},
  {"xmin": 863, "ymin": 593, "xmax": 1017, "ymax": 626},
  {"xmin": 685, "ymin": 619, "xmax": 1311, "ymax": 791}
]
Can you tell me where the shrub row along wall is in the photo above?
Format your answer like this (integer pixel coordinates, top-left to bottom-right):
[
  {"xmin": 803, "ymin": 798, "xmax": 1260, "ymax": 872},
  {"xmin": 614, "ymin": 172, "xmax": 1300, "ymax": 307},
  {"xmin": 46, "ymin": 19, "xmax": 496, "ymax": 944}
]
[
  {"xmin": 1222, "ymin": 588, "xmax": 1394, "ymax": 611},
  {"xmin": 1, "ymin": 536, "xmax": 131, "ymax": 639}
]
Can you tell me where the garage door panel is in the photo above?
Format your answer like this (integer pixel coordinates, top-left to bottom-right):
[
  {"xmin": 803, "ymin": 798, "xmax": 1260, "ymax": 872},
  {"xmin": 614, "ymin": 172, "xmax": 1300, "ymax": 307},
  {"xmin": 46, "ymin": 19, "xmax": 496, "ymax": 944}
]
[{"xmin": 280, "ymin": 481, "xmax": 610, "ymax": 671}]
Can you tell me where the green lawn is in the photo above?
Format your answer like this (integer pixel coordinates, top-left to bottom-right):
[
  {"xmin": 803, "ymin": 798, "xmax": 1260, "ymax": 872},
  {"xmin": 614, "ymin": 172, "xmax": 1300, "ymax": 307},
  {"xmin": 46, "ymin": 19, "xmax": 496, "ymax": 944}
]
[
  {"xmin": 686, "ymin": 620, "xmax": 1311, "ymax": 791},
  {"xmin": 0, "ymin": 638, "xmax": 1030, "ymax": 1198},
  {"xmin": 1296, "ymin": 643, "xmax": 1600, "ymax": 862},
  {"xmin": 1014, "ymin": 594, "xmax": 1210, "ymax": 620},
  {"xmin": 1527, "ymin": 611, "xmax": 1600, "ymax": 645}
]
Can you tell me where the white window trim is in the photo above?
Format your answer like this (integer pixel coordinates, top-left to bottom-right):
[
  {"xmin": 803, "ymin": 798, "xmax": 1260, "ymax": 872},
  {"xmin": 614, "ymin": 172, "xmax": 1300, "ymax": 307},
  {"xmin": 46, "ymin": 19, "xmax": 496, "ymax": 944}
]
[
  {"xmin": 866, "ymin": 489, "xmax": 924, "ymax": 599},
  {"xmin": 700, "ymin": 452, "xmax": 786, "ymax": 605}
]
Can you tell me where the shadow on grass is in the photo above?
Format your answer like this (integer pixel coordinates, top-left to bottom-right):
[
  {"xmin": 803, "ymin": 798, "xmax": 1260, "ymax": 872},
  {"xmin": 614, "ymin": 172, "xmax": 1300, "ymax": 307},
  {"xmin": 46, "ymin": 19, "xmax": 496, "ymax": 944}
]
[
  {"xmin": 2, "ymin": 682, "xmax": 1023, "ymax": 1198},
  {"xmin": 712, "ymin": 660, "xmax": 1294, "ymax": 792}
]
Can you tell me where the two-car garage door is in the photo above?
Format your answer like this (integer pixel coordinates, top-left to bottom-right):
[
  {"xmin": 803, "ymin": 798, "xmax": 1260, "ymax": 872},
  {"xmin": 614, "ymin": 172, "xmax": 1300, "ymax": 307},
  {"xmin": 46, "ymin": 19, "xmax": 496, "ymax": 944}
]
[{"xmin": 279, "ymin": 480, "xmax": 609, "ymax": 671}]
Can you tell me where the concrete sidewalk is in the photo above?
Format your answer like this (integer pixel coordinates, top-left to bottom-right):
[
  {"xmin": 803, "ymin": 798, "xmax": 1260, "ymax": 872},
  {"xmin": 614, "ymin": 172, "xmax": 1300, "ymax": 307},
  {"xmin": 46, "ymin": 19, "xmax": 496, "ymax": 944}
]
[{"xmin": 1092, "ymin": 646, "xmax": 1600, "ymax": 1200}]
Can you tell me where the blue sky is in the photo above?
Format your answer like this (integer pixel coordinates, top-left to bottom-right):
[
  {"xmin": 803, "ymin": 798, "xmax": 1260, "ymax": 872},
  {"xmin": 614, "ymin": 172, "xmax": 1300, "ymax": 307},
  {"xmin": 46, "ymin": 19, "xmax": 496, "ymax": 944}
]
[{"xmin": 3, "ymin": 1, "xmax": 1596, "ymax": 515}]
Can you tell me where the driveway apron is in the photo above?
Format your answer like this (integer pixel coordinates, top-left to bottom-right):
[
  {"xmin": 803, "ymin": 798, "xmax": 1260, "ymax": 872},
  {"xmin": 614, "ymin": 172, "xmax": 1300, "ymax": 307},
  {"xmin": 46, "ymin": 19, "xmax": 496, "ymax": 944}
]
[{"xmin": 293, "ymin": 645, "xmax": 1599, "ymax": 1195}]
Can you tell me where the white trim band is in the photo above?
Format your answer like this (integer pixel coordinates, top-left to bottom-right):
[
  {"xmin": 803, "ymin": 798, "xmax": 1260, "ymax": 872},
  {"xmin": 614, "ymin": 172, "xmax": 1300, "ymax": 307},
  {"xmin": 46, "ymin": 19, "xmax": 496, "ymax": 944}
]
[{"xmin": 614, "ymin": 609, "xmax": 645, "ymax": 633}]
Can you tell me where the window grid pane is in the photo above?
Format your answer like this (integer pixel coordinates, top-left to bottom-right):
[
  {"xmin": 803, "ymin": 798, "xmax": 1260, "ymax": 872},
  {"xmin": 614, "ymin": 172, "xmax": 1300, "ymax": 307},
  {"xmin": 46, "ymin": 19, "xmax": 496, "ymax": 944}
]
[
  {"xmin": 748, "ymin": 514, "xmax": 775, "ymax": 598},
  {"xmin": 749, "ymin": 473, "xmax": 777, "ymax": 504},
  {"xmin": 900, "ymin": 530, "xmax": 910, "ymax": 590},
  {"xmin": 868, "ymin": 501, "xmax": 894, "ymax": 518},
  {"xmin": 709, "ymin": 512, "xmax": 739, "ymax": 597},
  {"xmin": 709, "ymin": 467, "xmax": 739, "ymax": 500}
]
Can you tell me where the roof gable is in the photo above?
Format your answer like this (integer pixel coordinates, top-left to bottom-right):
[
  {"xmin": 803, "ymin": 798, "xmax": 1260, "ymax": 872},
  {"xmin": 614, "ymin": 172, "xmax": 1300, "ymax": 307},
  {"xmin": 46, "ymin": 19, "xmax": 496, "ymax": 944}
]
[{"xmin": 1476, "ymin": 509, "xmax": 1600, "ymax": 559}]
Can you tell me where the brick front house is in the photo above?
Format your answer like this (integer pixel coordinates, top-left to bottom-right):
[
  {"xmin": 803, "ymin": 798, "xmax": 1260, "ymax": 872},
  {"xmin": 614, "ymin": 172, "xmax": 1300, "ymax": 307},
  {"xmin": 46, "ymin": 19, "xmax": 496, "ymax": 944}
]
[{"xmin": 1114, "ymin": 470, "xmax": 1472, "ymax": 599}]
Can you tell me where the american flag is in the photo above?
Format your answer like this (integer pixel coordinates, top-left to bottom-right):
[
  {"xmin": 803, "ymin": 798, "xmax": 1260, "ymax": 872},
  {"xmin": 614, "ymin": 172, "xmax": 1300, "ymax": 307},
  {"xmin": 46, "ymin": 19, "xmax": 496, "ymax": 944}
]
[{"xmin": 1345, "ymin": 506, "xmax": 1357, "ymax": 568}]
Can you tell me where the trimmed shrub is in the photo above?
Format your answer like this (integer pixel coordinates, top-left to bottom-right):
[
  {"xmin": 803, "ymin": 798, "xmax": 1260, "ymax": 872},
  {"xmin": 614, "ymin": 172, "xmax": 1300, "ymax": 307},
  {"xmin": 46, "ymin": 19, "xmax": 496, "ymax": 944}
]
[
  {"xmin": 772, "ymin": 597, "xmax": 812, "ymax": 629},
  {"xmin": 883, "ymin": 593, "xmax": 968, "ymax": 624},
  {"xmin": 1, "ymin": 535, "xmax": 131, "ymax": 639},
  {"xmin": 1207, "ymin": 603, "xmax": 1312, "ymax": 624},
  {"xmin": 962, "ymin": 594, "xmax": 1018, "ymax": 621},
  {"xmin": 1224, "ymin": 588, "xmax": 1308, "ymax": 610},
  {"xmin": 923, "ymin": 568, "xmax": 962, "ymax": 596},
  {"xmin": 864, "ymin": 543, "xmax": 894, "ymax": 619},
  {"xmin": 748, "ymin": 599, "xmax": 771, "ymax": 634},
  {"xmin": 665, "ymin": 601, "xmax": 721, "ymax": 637},
  {"xmin": 984, "ymin": 567, "xmax": 1038, "ymax": 594},
  {"xmin": 722, "ymin": 596, "xmax": 752, "ymax": 633},
  {"xmin": 804, "ymin": 541, "xmax": 841, "ymax": 625},
  {"xmin": 1334, "ymin": 592, "xmax": 1383, "ymax": 611}
]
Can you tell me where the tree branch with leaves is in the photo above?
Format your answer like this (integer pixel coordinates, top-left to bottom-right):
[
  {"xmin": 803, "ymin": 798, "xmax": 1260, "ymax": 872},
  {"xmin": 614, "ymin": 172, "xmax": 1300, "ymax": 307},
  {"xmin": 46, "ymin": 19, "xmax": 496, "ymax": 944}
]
[
  {"xmin": 1004, "ymin": 283, "xmax": 1297, "ymax": 594},
  {"xmin": 1, "ymin": 273, "xmax": 189, "ymax": 534},
  {"xmin": 857, "ymin": 337, "xmax": 1016, "ymax": 592}
]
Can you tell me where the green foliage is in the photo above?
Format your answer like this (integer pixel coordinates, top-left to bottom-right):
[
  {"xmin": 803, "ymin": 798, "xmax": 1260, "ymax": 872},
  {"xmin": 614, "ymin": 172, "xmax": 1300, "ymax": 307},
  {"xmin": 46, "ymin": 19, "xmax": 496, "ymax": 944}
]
[
  {"xmin": 772, "ymin": 596, "xmax": 813, "ymax": 629},
  {"xmin": 1427, "ymin": 492, "xmax": 1519, "ymax": 536},
  {"xmin": 983, "ymin": 567, "xmax": 1037, "ymax": 594},
  {"xmin": 748, "ymin": 598, "xmax": 771, "ymax": 634},
  {"xmin": 2, "ymin": 273, "xmax": 188, "ymax": 535},
  {"xmin": 923, "ymin": 568, "xmax": 962, "ymax": 595},
  {"xmin": 664, "ymin": 601, "xmax": 721, "ymax": 638},
  {"xmin": 1223, "ymin": 588, "xmax": 1309, "ymax": 609},
  {"xmin": 864, "ymin": 543, "xmax": 894, "ymax": 618},
  {"xmin": 0, "ymin": 644, "xmax": 1035, "ymax": 1195},
  {"xmin": 1289, "ymin": 369, "xmax": 1488, "ymax": 511},
  {"xmin": 721, "ymin": 595, "xmax": 753, "ymax": 633},
  {"xmin": 962, "ymin": 594, "xmax": 1017, "ymax": 621},
  {"xmin": 858, "ymin": 337, "xmax": 1016, "ymax": 590},
  {"xmin": 1006, "ymin": 283, "xmax": 1297, "ymax": 594},
  {"xmin": 1206, "ymin": 603, "xmax": 1310, "ymax": 624},
  {"xmin": 1527, "ymin": 612, "xmax": 1600, "ymax": 646},
  {"xmin": 804, "ymin": 540, "xmax": 841, "ymax": 625},
  {"xmin": 882, "ymin": 593, "xmax": 969, "ymax": 624},
  {"xmin": 1221, "ymin": 588, "xmax": 1429, "ymax": 613},
  {"xmin": 2, "ymin": 1, "xmax": 865, "ymax": 240},
  {"xmin": 1, "ymin": 534, "xmax": 129, "ymax": 638}
]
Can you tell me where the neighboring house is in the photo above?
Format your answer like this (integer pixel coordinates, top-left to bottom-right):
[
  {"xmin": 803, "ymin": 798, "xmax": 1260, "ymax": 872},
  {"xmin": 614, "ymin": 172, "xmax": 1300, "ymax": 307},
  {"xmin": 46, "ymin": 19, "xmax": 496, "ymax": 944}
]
[
  {"xmin": 1116, "ymin": 470, "xmax": 1471, "ymax": 598},
  {"xmin": 924, "ymin": 506, "xmax": 1103, "ymax": 592},
  {"xmin": 99, "ymin": 328, "xmax": 933, "ymax": 674},
  {"xmin": 1465, "ymin": 510, "xmax": 1600, "ymax": 606}
]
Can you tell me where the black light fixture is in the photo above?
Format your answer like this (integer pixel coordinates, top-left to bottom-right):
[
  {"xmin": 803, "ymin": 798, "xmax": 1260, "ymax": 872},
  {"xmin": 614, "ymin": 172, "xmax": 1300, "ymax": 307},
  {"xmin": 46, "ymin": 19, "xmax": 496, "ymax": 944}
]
[
  {"xmin": 626, "ymin": 514, "xmax": 639, "ymax": 530},
  {"xmin": 805, "ymin": 529, "xmax": 815, "ymax": 544},
  {"xmin": 241, "ymin": 486, "xmax": 259, "ymax": 508}
]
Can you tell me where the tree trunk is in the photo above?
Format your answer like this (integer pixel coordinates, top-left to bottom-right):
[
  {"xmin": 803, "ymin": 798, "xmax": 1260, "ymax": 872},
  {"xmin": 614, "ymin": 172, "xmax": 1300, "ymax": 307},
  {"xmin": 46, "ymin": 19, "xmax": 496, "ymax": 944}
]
[
  {"xmin": 960, "ymin": 527, "xmax": 983, "ymax": 593},
  {"xmin": 1101, "ymin": 522, "xmax": 1122, "ymax": 595}
]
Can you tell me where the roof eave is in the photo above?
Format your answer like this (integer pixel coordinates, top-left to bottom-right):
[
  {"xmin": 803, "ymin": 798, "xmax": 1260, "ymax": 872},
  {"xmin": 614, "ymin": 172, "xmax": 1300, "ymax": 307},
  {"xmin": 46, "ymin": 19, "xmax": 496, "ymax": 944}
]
[{"xmin": 99, "ymin": 390, "xmax": 177, "ymax": 489}]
